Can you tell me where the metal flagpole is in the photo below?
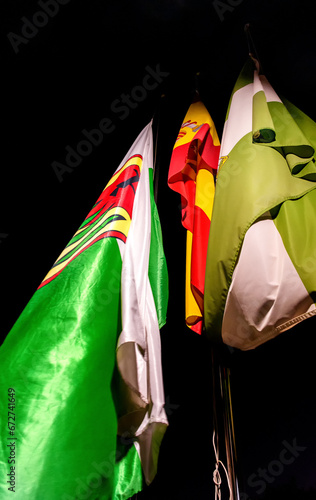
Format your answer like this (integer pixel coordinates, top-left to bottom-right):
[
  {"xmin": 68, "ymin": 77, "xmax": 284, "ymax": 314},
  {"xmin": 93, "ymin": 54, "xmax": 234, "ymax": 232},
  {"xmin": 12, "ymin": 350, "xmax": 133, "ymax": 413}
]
[
  {"xmin": 210, "ymin": 25, "xmax": 262, "ymax": 500},
  {"xmin": 211, "ymin": 345, "xmax": 240, "ymax": 499},
  {"xmin": 244, "ymin": 23, "xmax": 263, "ymax": 73},
  {"xmin": 219, "ymin": 360, "xmax": 239, "ymax": 499},
  {"xmin": 152, "ymin": 93, "xmax": 165, "ymax": 204},
  {"xmin": 152, "ymin": 82, "xmax": 241, "ymax": 500}
]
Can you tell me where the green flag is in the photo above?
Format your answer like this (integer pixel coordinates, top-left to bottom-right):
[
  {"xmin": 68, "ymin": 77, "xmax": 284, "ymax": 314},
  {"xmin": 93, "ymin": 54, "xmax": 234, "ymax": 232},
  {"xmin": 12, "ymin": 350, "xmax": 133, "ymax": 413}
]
[
  {"xmin": 204, "ymin": 57, "xmax": 316, "ymax": 350},
  {"xmin": 0, "ymin": 122, "xmax": 168, "ymax": 499}
]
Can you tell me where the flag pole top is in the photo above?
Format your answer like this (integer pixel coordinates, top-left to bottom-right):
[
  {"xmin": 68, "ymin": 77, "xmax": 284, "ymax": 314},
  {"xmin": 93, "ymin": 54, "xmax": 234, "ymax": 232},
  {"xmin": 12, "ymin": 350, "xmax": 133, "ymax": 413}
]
[
  {"xmin": 244, "ymin": 23, "xmax": 262, "ymax": 73},
  {"xmin": 193, "ymin": 71, "xmax": 201, "ymax": 101}
]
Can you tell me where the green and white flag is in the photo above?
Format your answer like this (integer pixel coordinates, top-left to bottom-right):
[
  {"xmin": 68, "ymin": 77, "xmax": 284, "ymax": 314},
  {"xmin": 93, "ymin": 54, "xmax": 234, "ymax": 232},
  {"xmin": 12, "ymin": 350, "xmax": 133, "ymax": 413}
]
[
  {"xmin": 204, "ymin": 57, "xmax": 316, "ymax": 350},
  {"xmin": 0, "ymin": 122, "xmax": 168, "ymax": 499}
]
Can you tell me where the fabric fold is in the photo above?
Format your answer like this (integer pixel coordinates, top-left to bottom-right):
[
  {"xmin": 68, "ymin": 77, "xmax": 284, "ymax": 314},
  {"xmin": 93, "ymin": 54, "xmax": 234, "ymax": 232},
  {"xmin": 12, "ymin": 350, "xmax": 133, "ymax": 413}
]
[{"xmin": 204, "ymin": 57, "xmax": 316, "ymax": 350}]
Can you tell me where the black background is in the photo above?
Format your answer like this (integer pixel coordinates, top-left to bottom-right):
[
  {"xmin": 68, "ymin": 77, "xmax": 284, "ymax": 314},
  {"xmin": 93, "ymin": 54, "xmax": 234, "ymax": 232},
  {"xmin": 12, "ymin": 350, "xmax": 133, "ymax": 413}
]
[{"xmin": 1, "ymin": 1, "xmax": 316, "ymax": 498}]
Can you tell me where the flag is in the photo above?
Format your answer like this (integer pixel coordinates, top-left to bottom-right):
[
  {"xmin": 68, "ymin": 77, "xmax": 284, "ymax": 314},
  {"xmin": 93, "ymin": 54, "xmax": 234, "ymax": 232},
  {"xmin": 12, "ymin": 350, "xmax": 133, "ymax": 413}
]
[
  {"xmin": 168, "ymin": 98, "xmax": 220, "ymax": 334},
  {"xmin": 204, "ymin": 57, "xmax": 316, "ymax": 350},
  {"xmin": 0, "ymin": 122, "xmax": 168, "ymax": 499}
]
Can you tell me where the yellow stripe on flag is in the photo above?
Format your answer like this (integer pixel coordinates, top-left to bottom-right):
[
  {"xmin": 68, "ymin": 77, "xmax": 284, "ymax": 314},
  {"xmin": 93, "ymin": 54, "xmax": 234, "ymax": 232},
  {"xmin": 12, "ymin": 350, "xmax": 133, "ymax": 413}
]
[
  {"xmin": 168, "ymin": 99, "xmax": 220, "ymax": 334},
  {"xmin": 185, "ymin": 230, "xmax": 201, "ymax": 327},
  {"xmin": 195, "ymin": 168, "xmax": 215, "ymax": 220}
]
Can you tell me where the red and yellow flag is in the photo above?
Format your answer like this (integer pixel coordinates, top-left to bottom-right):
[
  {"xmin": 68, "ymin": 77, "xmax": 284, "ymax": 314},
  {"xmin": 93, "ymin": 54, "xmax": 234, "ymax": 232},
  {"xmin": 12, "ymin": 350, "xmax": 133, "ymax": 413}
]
[{"xmin": 168, "ymin": 99, "xmax": 220, "ymax": 334}]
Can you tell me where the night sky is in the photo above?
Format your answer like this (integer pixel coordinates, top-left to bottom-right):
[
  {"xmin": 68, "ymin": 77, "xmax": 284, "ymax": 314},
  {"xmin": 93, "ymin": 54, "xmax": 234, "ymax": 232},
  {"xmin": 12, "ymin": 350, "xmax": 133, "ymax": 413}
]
[{"xmin": 1, "ymin": 0, "xmax": 316, "ymax": 498}]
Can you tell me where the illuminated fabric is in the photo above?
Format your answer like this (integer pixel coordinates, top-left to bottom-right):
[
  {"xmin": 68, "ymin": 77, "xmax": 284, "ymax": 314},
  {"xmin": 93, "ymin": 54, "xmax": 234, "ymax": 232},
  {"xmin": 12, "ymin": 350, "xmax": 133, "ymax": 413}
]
[
  {"xmin": 0, "ymin": 122, "xmax": 168, "ymax": 499},
  {"xmin": 168, "ymin": 99, "xmax": 220, "ymax": 334},
  {"xmin": 204, "ymin": 57, "xmax": 316, "ymax": 350}
]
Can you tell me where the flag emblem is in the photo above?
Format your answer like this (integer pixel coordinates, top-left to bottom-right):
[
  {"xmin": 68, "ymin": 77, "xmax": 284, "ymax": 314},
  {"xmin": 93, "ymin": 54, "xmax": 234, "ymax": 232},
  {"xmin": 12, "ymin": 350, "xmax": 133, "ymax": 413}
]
[{"xmin": 40, "ymin": 155, "xmax": 143, "ymax": 288}]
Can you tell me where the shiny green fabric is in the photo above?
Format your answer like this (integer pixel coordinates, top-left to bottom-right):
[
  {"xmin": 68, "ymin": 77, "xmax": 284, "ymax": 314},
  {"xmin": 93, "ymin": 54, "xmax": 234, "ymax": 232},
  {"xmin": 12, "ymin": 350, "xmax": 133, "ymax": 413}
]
[
  {"xmin": 0, "ymin": 240, "xmax": 121, "ymax": 500},
  {"xmin": 148, "ymin": 167, "xmax": 169, "ymax": 327},
  {"xmin": 0, "ymin": 166, "xmax": 168, "ymax": 498},
  {"xmin": 114, "ymin": 445, "xmax": 142, "ymax": 499}
]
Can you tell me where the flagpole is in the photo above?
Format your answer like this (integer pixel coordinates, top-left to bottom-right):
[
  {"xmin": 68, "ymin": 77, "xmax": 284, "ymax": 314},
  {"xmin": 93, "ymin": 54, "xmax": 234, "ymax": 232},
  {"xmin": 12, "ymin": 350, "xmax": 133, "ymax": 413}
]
[
  {"xmin": 244, "ymin": 23, "xmax": 262, "ymax": 72},
  {"xmin": 220, "ymin": 359, "xmax": 239, "ymax": 499},
  {"xmin": 211, "ymin": 30, "xmax": 263, "ymax": 498},
  {"xmin": 211, "ymin": 345, "xmax": 240, "ymax": 499},
  {"xmin": 152, "ymin": 94, "xmax": 165, "ymax": 203}
]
